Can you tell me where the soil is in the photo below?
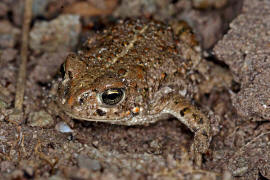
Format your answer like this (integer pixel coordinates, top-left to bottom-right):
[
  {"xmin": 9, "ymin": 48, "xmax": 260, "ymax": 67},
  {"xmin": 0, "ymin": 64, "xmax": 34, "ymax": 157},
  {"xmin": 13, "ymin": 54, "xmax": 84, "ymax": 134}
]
[{"xmin": 0, "ymin": 0, "xmax": 269, "ymax": 179}]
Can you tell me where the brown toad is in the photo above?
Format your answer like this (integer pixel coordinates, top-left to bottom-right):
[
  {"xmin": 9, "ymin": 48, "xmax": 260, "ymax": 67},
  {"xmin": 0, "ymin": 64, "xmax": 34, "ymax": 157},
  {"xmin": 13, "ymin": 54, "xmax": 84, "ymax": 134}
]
[{"xmin": 57, "ymin": 19, "xmax": 211, "ymax": 167}]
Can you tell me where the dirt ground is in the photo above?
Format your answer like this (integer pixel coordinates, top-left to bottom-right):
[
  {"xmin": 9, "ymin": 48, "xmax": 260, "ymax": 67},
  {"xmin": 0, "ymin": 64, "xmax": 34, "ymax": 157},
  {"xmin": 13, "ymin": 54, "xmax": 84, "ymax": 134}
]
[{"xmin": 0, "ymin": 0, "xmax": 270, "ymax": 179}]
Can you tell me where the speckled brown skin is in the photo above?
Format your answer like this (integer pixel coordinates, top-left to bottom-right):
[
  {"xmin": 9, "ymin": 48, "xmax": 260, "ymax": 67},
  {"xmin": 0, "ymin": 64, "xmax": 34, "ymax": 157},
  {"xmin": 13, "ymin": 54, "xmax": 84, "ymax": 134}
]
[{"xmin": 57, "ymin": 19, "xmax": 211, "ymax": 167}]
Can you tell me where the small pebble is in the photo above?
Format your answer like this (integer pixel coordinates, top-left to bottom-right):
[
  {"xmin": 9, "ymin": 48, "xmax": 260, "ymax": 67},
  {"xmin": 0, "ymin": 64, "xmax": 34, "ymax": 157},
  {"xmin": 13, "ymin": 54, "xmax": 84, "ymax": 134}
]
[
  {"xmin": 92, "ymin": 140, "xmax": 99, "ymax": 147},
  {"xmin": 55, "ymin": 122, "xmax": 73, "ymax": 133}
]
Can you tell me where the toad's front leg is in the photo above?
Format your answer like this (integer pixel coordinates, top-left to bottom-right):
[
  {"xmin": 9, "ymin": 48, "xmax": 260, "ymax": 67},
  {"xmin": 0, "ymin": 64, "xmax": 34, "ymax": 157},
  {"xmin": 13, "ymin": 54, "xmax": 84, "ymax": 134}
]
[{"xmin": 162, "ymin": 94, "xmax": 211, "ymax": 167}]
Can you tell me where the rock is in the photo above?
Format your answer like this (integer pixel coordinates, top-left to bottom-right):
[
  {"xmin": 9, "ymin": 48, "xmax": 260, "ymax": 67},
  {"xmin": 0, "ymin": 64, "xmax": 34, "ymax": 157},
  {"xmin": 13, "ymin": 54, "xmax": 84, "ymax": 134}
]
[
  {"xmin": 29, "ymin": 15, "xmax": 81, "ymax": 53},
  {"xmin": 28, "ymin": 110, "xmax": 54, "ymax": 127},
  {"xmin": 29, "ymin": 52, "xmax": 69, "ymax": 83},
  {"xmin": 213, "ymin": 0, "xmax": 270, "ymax": 121},
  {"xmin": 55, "ymin": 122, "xmax": 73, "ymax": 133}
]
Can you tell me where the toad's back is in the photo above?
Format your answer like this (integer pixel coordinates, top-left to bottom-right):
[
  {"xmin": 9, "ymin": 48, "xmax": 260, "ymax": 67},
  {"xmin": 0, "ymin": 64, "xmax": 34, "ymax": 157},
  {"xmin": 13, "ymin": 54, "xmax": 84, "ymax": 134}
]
[{"xmin": 81, "ymin": 19, "xmax": 197, "ymax": 88}]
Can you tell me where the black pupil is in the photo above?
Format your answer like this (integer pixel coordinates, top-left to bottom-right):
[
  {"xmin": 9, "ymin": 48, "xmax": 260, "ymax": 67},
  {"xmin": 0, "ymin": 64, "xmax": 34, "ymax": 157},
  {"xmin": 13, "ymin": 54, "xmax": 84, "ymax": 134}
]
[{"xmin": 102, "ymin": 88, "xmax": 123, "ymax": 105}]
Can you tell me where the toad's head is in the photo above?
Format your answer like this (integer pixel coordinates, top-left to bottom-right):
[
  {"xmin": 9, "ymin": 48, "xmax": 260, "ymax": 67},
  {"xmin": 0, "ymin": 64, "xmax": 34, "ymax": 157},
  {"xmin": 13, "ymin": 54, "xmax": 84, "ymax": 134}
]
[{"xmin": 57, "ymin": 54, "xmax": 152, "ymax": 125}]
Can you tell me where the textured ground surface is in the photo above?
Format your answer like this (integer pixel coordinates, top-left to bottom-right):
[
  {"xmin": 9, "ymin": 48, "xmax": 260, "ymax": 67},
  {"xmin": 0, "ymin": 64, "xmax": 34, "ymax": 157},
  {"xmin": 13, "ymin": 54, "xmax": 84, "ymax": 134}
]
[
  {"xmin": 212, "ymin": 0, "xmax": 270, "ymax": 178},
  {"xmin": 1, "ymin": 0, "xmax": 269, "ymax": 179}
]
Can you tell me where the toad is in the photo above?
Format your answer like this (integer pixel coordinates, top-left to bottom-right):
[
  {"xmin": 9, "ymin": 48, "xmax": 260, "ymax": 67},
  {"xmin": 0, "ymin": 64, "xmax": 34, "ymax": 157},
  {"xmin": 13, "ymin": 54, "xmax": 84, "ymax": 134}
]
[{"xmin": 57, "ymin": 19, "xmax": 211, "ymax": 167}]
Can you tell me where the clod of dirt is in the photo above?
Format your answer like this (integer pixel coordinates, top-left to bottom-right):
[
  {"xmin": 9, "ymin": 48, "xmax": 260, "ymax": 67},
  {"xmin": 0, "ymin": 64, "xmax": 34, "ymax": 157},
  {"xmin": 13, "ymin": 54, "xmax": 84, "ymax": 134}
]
[
  {"xmin": 0, "ymin": 48, "xmax": 18, "ymax": 66},
  {"xmin": 29, "ymin": 14, "xmax": 81, "ymax": 53},
  {"xmin": 29, "ymin": 52, "xmax": 69, "ymax": 83},
  {"xmin": 28, "ymin": 110, "xmax": 54, "ymax": 127},
  {"xmin": 211, "ymin": 0, "xmax": 270, "ymax": 179},
  {"xmin": 213, "ymin": 0, "xmax": 270, "ymax": 121},
  {"xmin": 227, "ymin": 132, "xmax": 270, "ymax": 179},
  {"xmin": 0, "ymin": 20, "xmax": 20, "ymax": 48}
]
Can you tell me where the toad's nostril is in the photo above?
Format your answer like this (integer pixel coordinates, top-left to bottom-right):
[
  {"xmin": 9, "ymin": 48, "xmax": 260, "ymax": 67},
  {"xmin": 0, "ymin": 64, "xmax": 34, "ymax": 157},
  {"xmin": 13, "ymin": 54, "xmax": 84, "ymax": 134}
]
[
  {"xmin": 68, "ymin": 71, "xmax": 73, "ymax": 79},
  {"xmin": 60, "ymin": 63, "xmax": 65, "ymax": 78}
]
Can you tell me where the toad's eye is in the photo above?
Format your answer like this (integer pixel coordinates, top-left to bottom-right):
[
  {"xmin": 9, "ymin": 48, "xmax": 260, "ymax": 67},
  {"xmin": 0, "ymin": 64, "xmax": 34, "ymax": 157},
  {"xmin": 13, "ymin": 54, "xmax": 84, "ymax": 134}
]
[{"xmin": 100, "ymin": 88, "xmax": 125, "ymax": 106}]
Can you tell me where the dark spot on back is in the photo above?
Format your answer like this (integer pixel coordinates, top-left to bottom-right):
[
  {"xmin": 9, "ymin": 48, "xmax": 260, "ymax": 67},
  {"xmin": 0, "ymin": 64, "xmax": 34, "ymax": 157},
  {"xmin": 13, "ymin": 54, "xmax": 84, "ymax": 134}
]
[
  {"xmin": 180, "ymin": 107, "xmax": 189, "ymax": 116},
  {"xmin": 193, "ymin": 127, "xmax": 199, "ymax": 132},
  {"xmin": 118, "ymin": 68, "xmax": 127, "ymax": 76},
  {"xmin": 192, "ymin": 113, "xmax": 199, "ymax": 120},
  {"xmin": 63, "ymin": 84, "xmax": 70, "ymax": 96},
  {"xmin": 96, "ymin": 109, "xmax": 106, "ymax": 116},
  {"xmin": 202, "ymin": 130, "xmax": 208, "ymax": 137}
]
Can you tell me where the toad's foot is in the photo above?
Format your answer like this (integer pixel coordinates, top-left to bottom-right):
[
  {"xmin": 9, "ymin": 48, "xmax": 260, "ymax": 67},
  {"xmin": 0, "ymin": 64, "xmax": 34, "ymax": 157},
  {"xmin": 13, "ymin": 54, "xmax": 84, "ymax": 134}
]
[{"xmin": 162, "ymin": 94, "xmax": 211, "ymax": 167}]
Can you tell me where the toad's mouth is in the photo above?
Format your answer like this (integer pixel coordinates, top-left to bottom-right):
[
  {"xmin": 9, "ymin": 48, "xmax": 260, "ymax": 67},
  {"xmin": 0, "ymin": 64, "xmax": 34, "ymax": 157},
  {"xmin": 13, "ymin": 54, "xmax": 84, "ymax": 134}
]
[{"xmin": 62, "ymin": 108, "xmax": 166, "ymax": 126}]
